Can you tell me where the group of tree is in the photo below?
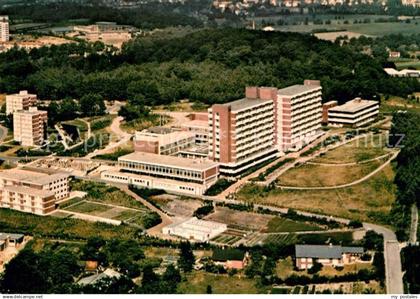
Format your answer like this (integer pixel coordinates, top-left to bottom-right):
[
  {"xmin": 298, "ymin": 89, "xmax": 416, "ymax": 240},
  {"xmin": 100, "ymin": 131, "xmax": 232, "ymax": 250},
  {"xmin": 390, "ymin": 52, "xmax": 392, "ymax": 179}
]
[
  {"xmin": 1, "ymin": 29, "xmax": 419, "ymax": 121},
  {"xmin": 0, "ymin": 237, "xmax": 196, "ymax": 294},
  {"xmin": 341, "ymin": 33, "xmax": 420, "ymax": 62},
  {"xmin": 0, "ymin": 1, "xmax": 203, "ymax": 31},
  {"xmin": 388, "ymin": 111, "xmax": 420, "ymax": 241}
]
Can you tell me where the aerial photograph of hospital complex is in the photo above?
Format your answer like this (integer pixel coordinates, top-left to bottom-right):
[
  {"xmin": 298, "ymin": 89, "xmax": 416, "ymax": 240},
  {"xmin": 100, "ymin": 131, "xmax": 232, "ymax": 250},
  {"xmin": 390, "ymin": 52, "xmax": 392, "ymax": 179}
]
[{"xmin": 0, "ymin": 0, "xmax": 419, "ymax": 296}]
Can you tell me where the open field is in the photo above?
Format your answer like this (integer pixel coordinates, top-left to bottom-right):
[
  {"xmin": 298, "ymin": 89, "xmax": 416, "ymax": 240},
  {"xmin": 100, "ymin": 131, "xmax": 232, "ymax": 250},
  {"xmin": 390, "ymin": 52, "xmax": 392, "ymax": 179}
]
[
  {"xmin": 276, "ymin": 22, "xmax": 420, "ymax": 36},
  {"xmin": 62, "ymin": 199, "xmax": 151, "ymax": 226},
  {"xmin": 238, "ymin": 164, "xmax": 396, "ymax": 223},
  {"xmin": 391, "ymin": 58, "xmax": 420, "ymax": 70},
  {"xmin": 178, "ymin": 272, "xmax": 262, "ymax": 294},
  {"xmin": 277, "ymin": 160, "xmax": 383, "ymax": 187},
  {"xmin": 160, "ymin": 197, "xmax": 203, "ymax": 217},
  {"xmin": 204, "ymin": 207, "xmax": 272, "ymax": 231},
  {"xmin": 0, "ymin": 208, "xmax": 140, "ymax": 240},
  {"xmin": 265, "ymin": 217, "xmax": 324, "ymax": 233},
  {"xmin": 70, "ymin": 180, "xmax": 146, "ymax": 209},
  {"xmin": 314, "ymin": 31, "xmax": 366, "ymax": 41},
  {"xmin": 380, "ymin": 95, "xmax": 420, "ymax": 114},
  {"xmin": 311, "ymin": 134, "xmax": 389, "ymax": 164}
]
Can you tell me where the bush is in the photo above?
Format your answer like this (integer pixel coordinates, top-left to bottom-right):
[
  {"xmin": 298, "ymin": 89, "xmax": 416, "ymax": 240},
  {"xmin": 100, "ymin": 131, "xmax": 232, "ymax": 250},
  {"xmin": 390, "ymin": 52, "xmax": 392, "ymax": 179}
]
[
  {"xmin": 193, "ymin": 204, "xmax": 214, "ymax": 219},
  {"xmin": 204, "ymin": 179, "xmax": 234, "ymax": 196},
  {"xmin": 308, "ymin": 261, "xmax": 323, "ymax": 274},
  {"xmin": 348, "ymin": 220, "xmax": 363, "ymax": 228}
]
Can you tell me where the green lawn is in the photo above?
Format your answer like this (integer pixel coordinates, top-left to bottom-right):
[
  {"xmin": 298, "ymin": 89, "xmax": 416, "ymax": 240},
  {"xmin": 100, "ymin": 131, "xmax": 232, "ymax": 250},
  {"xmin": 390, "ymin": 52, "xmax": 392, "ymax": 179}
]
[
  {"xmin": 178, "ymin": 272, "xmax": 263, "ymax": 294},
  {"xmin": 71, "ymin": 180, "xmax": 146, "ymax": 209},
  {"xmin": 265, "ymin": 217, "xmax": 324, "ymax": 233},
  {"xmin": 0, "ymin": 208, "xmax": 140, "ymax": 240},
  {"xmin": 276, "ymin": 22, "xmax": 420, "ymax": 36},
  {"xmin": 238, "ymin": 164, "xmax": 396, "ymax": 224},
  {"xmin": 65, "ymin": 201, "xmax": 110, "ymax": 214}
]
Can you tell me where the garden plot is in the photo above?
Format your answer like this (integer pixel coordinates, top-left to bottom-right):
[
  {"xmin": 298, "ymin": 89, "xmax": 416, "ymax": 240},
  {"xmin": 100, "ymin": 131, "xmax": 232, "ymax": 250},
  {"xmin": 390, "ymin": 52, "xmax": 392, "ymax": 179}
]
[
  {"xmin": 204, "ymin": 207, "xmax": 273, "ymax": 231},
  {"xmin": 62, "ymin": 200, "xmax": 149, "ymax": 222},
  {"xmin": 211, "ymin": 229, "xmax": 246, "ymax": 245}
]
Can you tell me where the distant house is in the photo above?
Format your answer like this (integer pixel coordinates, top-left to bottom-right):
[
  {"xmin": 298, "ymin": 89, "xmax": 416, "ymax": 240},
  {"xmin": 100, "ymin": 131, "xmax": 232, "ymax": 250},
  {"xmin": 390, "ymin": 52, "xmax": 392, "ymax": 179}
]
[
  {"xmin": 0, "ymin": 232, "xmax": 24, "ymax": 251},
  {"xmin": 85, "ymin": 260, "xmax": 99, "ymax": 272},
  {"xmin": 389, "ymin": 51, "xmax": 401, "ymax": 58},
  {"xmin": 212, "ymin": 248, "xmax": 248, "ymax": 270},
  {"xmin": 295, "ymin": 244, "xmax": 364, "ymax": 270}
]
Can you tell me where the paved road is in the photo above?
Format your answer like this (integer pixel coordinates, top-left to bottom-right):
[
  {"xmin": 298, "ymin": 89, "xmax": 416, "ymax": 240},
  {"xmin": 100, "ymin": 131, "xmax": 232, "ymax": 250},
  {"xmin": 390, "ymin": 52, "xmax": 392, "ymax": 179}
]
[
  {"xmin": 384, "ymin": 241, "xmax": 404, "ymax": 294},
  {"xmin": 86, "ymin": 116, "xmax": 132, "ymax": 159},
  {"xmin": 409, "ymin": 204, "xmax": 418, "ymax": 245}
]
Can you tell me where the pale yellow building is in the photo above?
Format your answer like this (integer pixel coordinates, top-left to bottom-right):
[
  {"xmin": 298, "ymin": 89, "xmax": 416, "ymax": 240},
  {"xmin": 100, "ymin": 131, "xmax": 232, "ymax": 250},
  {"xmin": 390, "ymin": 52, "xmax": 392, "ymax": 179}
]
[
  {"xmin": 0, "ymin": 168, "xmax": 70, "ymax": 215},
  {"xmin": 13, "ymin": 107, "xmax": 48, "ymax": 146},
  {"xmin": 6, "ymin": 90, "xmax": 37, "ymax": 115}
]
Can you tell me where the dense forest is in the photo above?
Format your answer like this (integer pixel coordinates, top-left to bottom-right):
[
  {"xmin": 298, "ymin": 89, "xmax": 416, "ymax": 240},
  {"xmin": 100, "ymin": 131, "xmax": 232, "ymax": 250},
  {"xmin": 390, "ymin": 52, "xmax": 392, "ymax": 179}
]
[
  {"xmin": 0, "ymin": 29, "xmax": 419, "ymax": 111},
  {"xmin": 389, "ymin": 112, "xmax": 420, "ymax": 241},
  {"xmin": 0, "ymin": 1, "xmax": 204, "ymax": 30}
]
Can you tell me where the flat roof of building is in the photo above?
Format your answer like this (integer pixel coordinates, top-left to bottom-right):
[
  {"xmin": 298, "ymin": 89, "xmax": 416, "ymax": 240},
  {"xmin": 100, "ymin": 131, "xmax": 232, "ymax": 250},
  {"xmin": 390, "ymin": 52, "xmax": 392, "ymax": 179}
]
[
  {"xmin": 277, "ymin": 84, "xmax": 321, "ymax": 96},
  {"xmin": 181, "ymin": 120, "xmax": 209, "ymax": 130},
  {"xmin": 3, "ymin": 185, "xmax": 55, "ymax": 198},
  {"xmin": 329, "ymin": 98, "xmax": 379, "ymax": 113},
  {"xmin": 0, "ymin": 169, "xmax": 69, "ymax": 186},
  {"xmin": 7, "ymin": 90, "xmax": 36, "ymax": 98},
  {"xmin": 295, "ymin": 245, "xmax": 364, "ymax": 259},
  {"xmin": 221, "ymin": 98, "xmax": 272, "ymax": 112},
  {"xmin": 119, "ymin": 152, "xmax": 219, "ymax": 171},
  {"xmin": 103, "ymin": 171, "xmax": 206, "ymax": 189},
  {"xmin": 135, "ymin": 129, "xmax": 196, "ymax": 145},
  {"xmin": 14, "ymin": 108, "xmax": 47, "ymax": 115}
]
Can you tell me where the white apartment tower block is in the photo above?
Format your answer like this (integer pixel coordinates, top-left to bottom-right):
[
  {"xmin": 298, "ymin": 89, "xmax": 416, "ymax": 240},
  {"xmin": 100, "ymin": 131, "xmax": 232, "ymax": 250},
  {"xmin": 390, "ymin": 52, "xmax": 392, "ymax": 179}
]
[
  {"xmin": 276, "ymin": 80, "xmax": 323, "ymax": 151},
  {"xmin": 13, "ymin": 107, "xmax": 48, "ymax": 146},
  {"xmin": 6, "ymin": 90, "xmax": 37, "ymax": 115},
  {"xmin": 0, "ymin": 16, "xmax": 9, "ymax": 42}
]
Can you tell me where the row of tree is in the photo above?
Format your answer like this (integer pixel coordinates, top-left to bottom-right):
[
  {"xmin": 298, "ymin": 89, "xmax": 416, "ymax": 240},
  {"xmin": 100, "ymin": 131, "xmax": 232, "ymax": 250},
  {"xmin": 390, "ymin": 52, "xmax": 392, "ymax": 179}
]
[{"xmin": 1, "ymin": 29, "xmax": 419, "ymax": 111}]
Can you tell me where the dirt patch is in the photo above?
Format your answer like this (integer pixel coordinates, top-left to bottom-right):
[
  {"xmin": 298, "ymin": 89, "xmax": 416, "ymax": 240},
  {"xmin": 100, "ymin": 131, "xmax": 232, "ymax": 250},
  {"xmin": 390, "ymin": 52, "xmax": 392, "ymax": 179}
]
[
  {"xmin": 161, "ymin": 198, "xmax": 203, "ymax": 217},
  {"xmin": 204, "ymin": 207, "xmax": 273, "ymax": 231}
]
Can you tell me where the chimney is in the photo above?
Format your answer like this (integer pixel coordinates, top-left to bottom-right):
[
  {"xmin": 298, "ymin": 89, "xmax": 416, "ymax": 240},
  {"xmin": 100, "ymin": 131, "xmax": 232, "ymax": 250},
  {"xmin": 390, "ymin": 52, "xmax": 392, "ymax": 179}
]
[
  {"xmin": 19, "ymin": 90, "xmax": 29, "ymax": 95},
  {"xmin": 304, "ymin": 80, "xmax": 321, "ymax": 86},
  {"xmin": 245, "ymin": 87, "xmax": 258, "ymax": 99},
  {"xmin": 258, "ymin": 87, "xmax": 278, "ymax": 101}
]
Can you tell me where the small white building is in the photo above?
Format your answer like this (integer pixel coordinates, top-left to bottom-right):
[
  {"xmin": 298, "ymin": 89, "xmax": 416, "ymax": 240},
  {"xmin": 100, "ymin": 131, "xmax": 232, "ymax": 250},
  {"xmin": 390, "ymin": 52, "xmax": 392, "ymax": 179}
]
[
  {"xmin": 328, "ymin": 98, "xmax": 379, "ymax": 128},
  {"xmin": 162, "ymin": 217, "xmax": 227, "ymax": 242}
]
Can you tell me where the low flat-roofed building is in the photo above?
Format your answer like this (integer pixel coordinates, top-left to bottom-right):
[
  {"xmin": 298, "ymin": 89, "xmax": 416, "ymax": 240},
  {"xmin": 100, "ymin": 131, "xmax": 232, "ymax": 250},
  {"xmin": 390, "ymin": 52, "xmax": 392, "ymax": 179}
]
[
  {"xmin": 295, "ymin": 244, "xmax": 364, "ymax": 270},
  {"xmin": 0, "ymin": 232, "xmax": 24, "ymax": 250},
  {"xmin": 162, "ymin": 217, "xmax": 227, "ymax": 242},
  {"xmin": 181, "ymin": 119, "xmax": 210, "ymax": 145},
  {"xmin": 328, "ymin": 98, "xmax": 379, "ymax": 127},
  {"xmin": 103, "ymin": 152, "xmax": 219, "ymax": 195},
  {"xmin": 134, "ymin": 127, "xmax": 196, "ymax": 155},
  {"xmin": 384, "ymin": 68, "xmax": 420, "ymax": 78},
  {"xmin": 0, "ymin": 168, "xmax": 70, "ymax": 215}
]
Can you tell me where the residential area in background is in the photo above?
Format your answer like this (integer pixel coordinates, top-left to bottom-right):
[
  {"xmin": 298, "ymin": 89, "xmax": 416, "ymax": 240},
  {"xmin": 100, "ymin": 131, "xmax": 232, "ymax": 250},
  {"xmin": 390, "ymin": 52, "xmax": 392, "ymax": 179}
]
[{"xmin": 0, "ymin": 0, "xmax": 419, "ymax": 296}]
